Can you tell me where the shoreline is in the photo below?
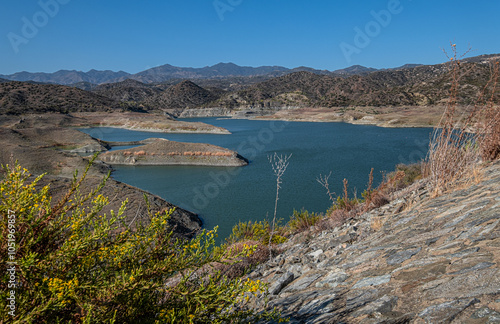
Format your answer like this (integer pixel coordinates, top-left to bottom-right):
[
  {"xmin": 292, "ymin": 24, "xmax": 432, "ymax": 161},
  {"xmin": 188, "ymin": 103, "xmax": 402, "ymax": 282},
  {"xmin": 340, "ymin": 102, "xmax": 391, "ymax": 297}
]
[{"xmin": 176, "ymin": 106, "xmax": 447, "ymax": 129}]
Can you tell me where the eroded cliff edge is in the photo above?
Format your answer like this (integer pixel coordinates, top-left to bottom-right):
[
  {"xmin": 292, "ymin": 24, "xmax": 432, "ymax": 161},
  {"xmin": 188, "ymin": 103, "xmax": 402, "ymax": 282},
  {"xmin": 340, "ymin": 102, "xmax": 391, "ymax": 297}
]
[{"xmin": 99, "ymin": 138, "xmax": 248, "ymax": 167}]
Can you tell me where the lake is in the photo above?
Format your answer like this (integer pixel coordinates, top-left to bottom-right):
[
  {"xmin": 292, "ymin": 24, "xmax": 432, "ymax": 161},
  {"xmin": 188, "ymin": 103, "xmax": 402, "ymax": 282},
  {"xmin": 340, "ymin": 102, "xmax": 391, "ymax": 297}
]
[{"xmin": 80, "ymin": 118, "xmax": 431, "ymax": 242}]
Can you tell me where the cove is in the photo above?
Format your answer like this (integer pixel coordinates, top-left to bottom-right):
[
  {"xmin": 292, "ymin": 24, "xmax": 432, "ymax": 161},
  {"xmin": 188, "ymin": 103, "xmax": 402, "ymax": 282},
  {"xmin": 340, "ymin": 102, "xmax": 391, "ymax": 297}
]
[{"xmin": 80, "ymin": 118, "xmax": 432, "ymax": 241}]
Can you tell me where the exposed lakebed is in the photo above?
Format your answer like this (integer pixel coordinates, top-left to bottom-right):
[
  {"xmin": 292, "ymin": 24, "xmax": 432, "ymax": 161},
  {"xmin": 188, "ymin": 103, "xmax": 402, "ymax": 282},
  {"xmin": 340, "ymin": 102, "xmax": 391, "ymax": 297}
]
[{"xmin": 81, "ymin": 118, "xmax": 432, "ymax": 241}]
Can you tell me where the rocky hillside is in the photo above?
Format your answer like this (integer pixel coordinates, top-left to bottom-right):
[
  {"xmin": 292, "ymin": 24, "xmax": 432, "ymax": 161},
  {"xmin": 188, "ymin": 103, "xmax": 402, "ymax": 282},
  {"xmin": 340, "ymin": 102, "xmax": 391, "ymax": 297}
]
[
  {"xmin": 93, "ymin": 79, "xmax": 162, "ymax": 104},
  {"xmin": 2, "ymin": 54, "xmax": 498, "ymax": 114},
  {"xmin": 249, "ymin": 162, "xmax": 500, "ymax": 323},
  {"xmin": 0, "ymin": 81, "xmax": 125, "ymax": 114},
  {"xmin": 212, "ymin": 57, "xmax": 500, "ymax": 109},
  {"xmin": 143, "ymin": 80, "xmax": 222, "ymax": 109}
]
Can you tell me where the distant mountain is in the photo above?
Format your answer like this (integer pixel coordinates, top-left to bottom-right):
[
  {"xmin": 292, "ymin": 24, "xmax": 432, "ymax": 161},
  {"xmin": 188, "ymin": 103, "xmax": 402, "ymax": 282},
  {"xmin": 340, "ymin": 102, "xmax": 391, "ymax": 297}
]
[
  {"xmin": 0, "ymin": 81, "xmax": 124, "ymax": 114},
  {"xmin": 1, "ymin": 53, "xmax": 498, "ymax": 114},
  {"xmin": 0, "ymin": 63, "xmax": 339, "ymax": 85},
  {"xmin": 332, "ymin": 65, "xmax": 378, "ymax": 76},
  {"xmin": 116, "ymin": 63, "xmax": 290, "ymax": 83},
  {"xmin": 0, "ymin": 69, "xmax": 130, "ymax": 85},
  {"xmin": 390, "ymin": 64, "xmax": 423, "ymax": 70}
]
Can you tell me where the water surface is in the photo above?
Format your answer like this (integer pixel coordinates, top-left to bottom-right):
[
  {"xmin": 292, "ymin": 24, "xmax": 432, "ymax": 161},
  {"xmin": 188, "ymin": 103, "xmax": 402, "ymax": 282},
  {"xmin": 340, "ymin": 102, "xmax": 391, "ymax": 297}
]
[{"xmin": 81, "ymin": 118, "xmax": 431, "ymax": 241}]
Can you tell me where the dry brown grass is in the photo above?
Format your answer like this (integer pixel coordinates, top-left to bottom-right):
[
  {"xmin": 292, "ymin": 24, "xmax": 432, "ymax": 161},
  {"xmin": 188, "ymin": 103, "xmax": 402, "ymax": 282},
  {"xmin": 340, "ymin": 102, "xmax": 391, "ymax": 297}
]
[{"xmin": 427, "ymin": 45, "xmax": 499, "ymax": 196}]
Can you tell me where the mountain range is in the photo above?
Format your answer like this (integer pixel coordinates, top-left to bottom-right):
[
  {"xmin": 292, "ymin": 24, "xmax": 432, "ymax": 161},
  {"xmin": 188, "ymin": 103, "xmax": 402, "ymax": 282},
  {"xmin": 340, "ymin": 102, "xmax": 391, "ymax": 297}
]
[
  {"xmin": 0, "ymin": 63, "xmax": 403, "ymax": 86},
  {"xmin": 1, "ymin": 54, "xmax": 498, "ymax": 115}
]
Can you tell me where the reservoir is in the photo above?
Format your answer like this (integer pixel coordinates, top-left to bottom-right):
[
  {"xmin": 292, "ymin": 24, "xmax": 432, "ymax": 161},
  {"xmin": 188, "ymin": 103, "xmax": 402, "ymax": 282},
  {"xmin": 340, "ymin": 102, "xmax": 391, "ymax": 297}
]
[{"xmin": 81, "ymin": 118, "xmax": 431, "ymax": 241}]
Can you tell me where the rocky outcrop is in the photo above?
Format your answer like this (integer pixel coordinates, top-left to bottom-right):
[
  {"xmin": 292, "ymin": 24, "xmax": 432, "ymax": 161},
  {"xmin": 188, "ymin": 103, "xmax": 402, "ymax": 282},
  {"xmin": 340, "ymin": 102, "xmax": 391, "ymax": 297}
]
[
  {"xmin": 99, "ymin": 138, "xmax": 248, "ymax": 167},
  {"xmin": 251, "ymin": 162, "xmax": 500, "ymax": 323}
]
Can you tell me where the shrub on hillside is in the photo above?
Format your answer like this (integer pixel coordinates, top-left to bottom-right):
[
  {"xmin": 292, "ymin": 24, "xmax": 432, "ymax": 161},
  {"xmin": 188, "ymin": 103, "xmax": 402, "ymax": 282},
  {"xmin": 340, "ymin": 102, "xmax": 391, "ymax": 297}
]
[
  {"xmin": 0, "ymin": 161, "xmax": 280, "ymax": 323},
  {"xmin": 286, "ymin": 209, "xmax": 321, "ymax": 233}
]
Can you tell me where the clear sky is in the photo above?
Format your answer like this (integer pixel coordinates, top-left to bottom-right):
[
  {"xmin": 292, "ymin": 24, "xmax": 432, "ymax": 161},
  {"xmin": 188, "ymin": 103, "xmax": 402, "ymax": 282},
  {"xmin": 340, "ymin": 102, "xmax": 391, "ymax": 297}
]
[{"xmin": 1, "ymin": 0, "xmax": 499, "ymax": 74}]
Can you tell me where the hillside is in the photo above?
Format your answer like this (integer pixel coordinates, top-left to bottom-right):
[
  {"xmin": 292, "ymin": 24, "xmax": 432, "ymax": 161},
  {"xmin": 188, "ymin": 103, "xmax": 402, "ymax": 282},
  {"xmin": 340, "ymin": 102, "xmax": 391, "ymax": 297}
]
[
  {"xmin": 1, "ymin": 54, "xmax": 498, "ymax": 119},
  {"xmin": 250, "ymin": 161, "xmax": 500, "ymax": 323},
  {"xmin": 212, "ymin": 58, "xmax": 500, "ymax": 109},
  {"xmin": 93, "ymin": 79, "xmax": 162, "ymax": 104},
  {"xmin": 142, "ymin": 80, "xmax": 222, "ymax": 109},
  {"xmin": 0, "ymin": 81, "xmax": 125, "ymax": 114}
]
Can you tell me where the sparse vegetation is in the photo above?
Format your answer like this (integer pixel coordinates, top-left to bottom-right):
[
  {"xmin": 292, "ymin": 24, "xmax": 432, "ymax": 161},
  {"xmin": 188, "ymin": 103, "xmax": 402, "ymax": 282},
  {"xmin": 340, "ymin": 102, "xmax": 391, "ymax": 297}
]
[
  {"xmin": 286, "ymin": 209, "xmax": 322, "ymax": 233},
  {"xmin": 427, "ymin": 45, "xmax": 499, "ymax": 196},
  {"xmin": 0, "ymin": 161, "xmax": 281, "ymax": 323}
]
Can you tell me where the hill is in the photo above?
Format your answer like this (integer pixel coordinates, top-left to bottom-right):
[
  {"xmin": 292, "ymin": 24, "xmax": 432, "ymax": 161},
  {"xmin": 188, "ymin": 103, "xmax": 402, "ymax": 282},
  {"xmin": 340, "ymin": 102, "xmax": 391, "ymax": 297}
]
[
  {"xmin": 93, "ymin": 79, "xmax": 162, "ymax": 105},
  {"xmin": 1, "ymin": 54, "xmax": 498, "ymax": 117},
  {"xmin": 142, "ymin": 80, "xmax": 222, "ymax": 109},
  {"xmin": 211, "ymin": 57, "xmax": 499, "ymax": 109},
  {"xmin": 0, "ymin": 81, "xmax": 124, "ymax": 114},
  {"xmin": 250, "ymin": 161, "xmax": 500, "ymax": 322}
]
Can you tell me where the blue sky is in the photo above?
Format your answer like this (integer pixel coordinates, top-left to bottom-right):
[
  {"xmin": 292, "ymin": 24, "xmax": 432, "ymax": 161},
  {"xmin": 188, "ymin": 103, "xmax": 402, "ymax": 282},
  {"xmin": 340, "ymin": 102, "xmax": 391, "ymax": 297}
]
[{"xmin": 1, "ymin": 0, "xmax": 499, "ymax": 74}]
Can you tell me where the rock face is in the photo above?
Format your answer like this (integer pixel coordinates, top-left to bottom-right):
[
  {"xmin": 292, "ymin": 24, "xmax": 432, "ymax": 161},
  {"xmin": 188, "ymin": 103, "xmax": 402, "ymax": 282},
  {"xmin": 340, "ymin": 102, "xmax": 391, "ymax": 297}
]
[
  {"xmin": 251, "ymin": 162, "xmax": 500, "ymax": 323},
  {"xmin": 99, "ymin": 138, "xmax": 248, "ymax": 167}
]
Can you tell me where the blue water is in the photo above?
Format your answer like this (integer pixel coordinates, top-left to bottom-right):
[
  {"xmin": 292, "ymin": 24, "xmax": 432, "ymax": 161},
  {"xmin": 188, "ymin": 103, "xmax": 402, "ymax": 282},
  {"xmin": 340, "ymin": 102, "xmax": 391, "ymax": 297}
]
[{"xmin": 80, "ymin": 118, "xmax": 431, "ymax": 241}]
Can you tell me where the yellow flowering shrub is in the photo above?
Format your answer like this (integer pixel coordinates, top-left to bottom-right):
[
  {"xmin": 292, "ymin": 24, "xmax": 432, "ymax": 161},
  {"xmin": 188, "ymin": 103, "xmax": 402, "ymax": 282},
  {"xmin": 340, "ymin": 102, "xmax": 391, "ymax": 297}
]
[{"xmin": 0, "ymin": 161, "xmax": 281, "ymax": 323}]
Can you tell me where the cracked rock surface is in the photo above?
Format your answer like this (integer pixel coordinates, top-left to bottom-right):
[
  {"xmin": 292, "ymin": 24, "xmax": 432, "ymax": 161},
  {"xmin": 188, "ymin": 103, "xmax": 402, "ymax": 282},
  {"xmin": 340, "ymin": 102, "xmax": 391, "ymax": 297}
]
[{"xmin": 250, "ymin": 161, "xmax": 500, "ymax": 323}]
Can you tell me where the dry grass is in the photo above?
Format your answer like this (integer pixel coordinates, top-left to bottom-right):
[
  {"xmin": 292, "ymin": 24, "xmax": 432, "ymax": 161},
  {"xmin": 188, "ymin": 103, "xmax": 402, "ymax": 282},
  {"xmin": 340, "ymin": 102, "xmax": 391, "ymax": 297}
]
[{"xmin": 427, "ymin": 45, "xmax": 499, "ymax": 196}]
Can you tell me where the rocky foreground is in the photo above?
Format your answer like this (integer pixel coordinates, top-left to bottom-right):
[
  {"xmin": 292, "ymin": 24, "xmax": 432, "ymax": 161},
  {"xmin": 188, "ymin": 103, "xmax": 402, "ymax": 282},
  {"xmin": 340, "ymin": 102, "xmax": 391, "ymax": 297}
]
[{"xmin": 250, "ymin": 162, "xmax": 500, "ymax": 323}]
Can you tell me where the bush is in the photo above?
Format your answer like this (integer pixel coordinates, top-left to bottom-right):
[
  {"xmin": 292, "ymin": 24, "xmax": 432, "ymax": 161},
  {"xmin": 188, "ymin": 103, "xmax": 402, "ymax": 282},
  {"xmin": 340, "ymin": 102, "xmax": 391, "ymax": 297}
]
[
  {"xmin": 286, "ymin": 209, "xmax": 321, "ymax": 233},
  {"xmin": 227, "ymin": 220, "xmax": 286, "ymax": 245},
  {"xmin": 0, "ymin": 162, "xmax": 280, "ymax": 323}
]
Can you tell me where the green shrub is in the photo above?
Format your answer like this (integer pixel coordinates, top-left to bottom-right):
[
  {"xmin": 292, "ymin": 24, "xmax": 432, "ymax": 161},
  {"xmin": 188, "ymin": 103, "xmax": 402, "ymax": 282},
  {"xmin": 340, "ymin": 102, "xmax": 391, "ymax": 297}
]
[
  {"xmin": 0, "ymin": 162, "xmax": 281, "ymax": 323},
  {"xmin": 227, "ymin": 220, "xmax": 286, "ymax": 245},
  {"xmin": 287, "ymin": 209, "xmax": 321, "ymax": 233}
]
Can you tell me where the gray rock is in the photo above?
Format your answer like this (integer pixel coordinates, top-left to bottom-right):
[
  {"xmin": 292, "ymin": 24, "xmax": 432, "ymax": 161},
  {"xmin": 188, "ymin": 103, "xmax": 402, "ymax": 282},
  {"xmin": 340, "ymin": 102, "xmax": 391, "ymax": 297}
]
[
  {"xmin": 307, "ymin": 249, "xmax": 324, "ymax": 259},
  {"xmin": 268, "ymin": 272, "xmax": 294, "ymax": 295},
  {"xmin": 471, "ymin": 307, "xmax": 500, "ymax": 322},
  {"xmin": 282, "ymin": 273, "xmax": 323, "ymax": 292},
  {"xmin": 352, "ymin": 275, "xmax": 391, "ymax": 289},
  {"xmin": 346, "ymin": 288, "xmax": 380, "ymax": 310},
  {"xmin": 450, "ymin": 247, "xmax": 480, "ymax": 259},
  {"xmin": 315, "ymin": 269, "xmax": 348, "ymax": 288},
  {"xmin": 297, "ymin": 295, "xmax": 339, "ymax": 316},
  {"xmin": 430, "ymin": 269, "xmax": 500, "ymax": 299},
  {"xmin": 351, "ymin": 295, "xmax": 398, "ymax": 318},
  {"xmin": 450, "ymin": 262, "xmax": 495, "ymax": 275},
  {"xmin": 386, "ymin": 247, "xmax": 421, "ymax": 265},
  {"xmin": 418, "ymin": 298, "xmax": 479, "ymax": 323}
]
